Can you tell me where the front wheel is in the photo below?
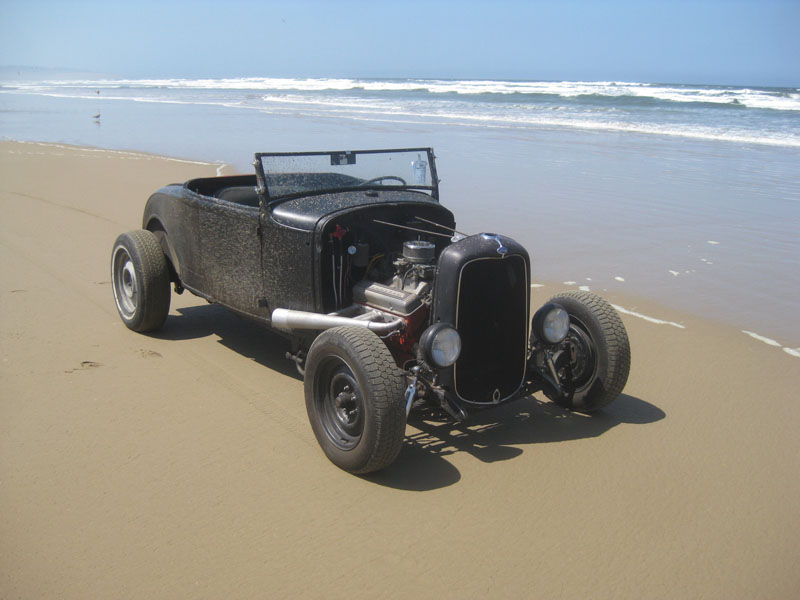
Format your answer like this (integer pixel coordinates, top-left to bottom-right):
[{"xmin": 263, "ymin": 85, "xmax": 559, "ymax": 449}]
[
  {"xmin": 304, "ymin": 326, "xmax": 407, "ymax": 474},
  {"xmin": 111, "ymin": 229, "xmax": 171, "ymax": 332},
  {"xmin": 546, "ymin": 291, "xmax": 630, "ymax": 412}
]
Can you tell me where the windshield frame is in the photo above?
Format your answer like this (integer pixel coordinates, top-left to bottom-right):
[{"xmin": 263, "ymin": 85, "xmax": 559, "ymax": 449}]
[{"xmin": 253, "ymin": 147, "xmax": 439, "ymax": 204}]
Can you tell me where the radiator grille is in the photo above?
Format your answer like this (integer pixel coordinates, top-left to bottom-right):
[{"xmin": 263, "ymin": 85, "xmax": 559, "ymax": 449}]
[{"xmin": 454, "ymin": 255, "xmax": 528, "ymax": 403}]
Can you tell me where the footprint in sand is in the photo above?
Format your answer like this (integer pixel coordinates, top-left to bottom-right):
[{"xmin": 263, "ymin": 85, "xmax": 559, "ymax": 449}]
[{"xmin": 64, "ymin": 360, "xmax": 102, "ymax": 373}]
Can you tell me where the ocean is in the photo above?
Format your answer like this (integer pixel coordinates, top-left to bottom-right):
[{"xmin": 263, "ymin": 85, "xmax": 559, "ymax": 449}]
[{"xmin": 2, "ymin": 76, "xmax": 799, "ymax": 345}]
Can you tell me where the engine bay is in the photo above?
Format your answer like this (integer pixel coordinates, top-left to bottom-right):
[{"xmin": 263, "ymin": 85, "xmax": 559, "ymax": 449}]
[{"xmin": 318, "ymin": 204, "xmax": 456, "ymax": 363}]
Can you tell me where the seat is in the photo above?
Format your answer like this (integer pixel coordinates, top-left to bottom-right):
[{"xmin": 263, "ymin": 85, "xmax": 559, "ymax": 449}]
[{"xmin": 216, "ymin": 186, "xmax": 260, "ymax": 207}]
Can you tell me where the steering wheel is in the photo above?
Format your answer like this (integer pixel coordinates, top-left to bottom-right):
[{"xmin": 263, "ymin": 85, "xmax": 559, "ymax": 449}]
[{"xmin": 359, "ymin": 175, "xmax": 407, "ymax": 186}]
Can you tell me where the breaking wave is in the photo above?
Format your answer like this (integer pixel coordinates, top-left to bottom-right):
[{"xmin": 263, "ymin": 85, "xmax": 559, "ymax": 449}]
[
  {"xmin": 9, "ymin": 77, "xmax": 800, "ymax": 111},
  {"xmin": 3, "ymin": 76, "xmax": 800, "ymax": 146}
]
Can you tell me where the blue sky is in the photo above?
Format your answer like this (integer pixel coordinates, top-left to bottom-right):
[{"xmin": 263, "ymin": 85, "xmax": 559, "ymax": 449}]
[{"xmin": 1, "ymin": 0, "xmax": 797, "ymax": 86}]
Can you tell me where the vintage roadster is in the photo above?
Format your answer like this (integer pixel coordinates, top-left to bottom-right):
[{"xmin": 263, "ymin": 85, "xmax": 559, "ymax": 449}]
[{"xmin": 111, "ymin": 148, "xmax": 630, "ymax": 473}]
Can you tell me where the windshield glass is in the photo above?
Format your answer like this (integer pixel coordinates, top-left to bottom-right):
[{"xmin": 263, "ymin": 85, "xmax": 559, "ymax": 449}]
[{"xmin": 256, "ymin": 148, "xmax": 436, "ymax": 200}]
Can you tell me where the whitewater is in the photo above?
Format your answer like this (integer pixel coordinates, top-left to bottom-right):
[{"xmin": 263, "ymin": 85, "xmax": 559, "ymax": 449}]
[{"xmin": 4, "ymin": 77, "xmax": 800, "ymax": 147}]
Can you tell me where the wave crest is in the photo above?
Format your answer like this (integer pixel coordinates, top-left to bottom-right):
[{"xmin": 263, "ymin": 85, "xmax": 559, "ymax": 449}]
[
  {"xmin": 7, "ymin": 77, "xmax": 800, "ymax": 111},
  {"xmin": 3, "ymin": 76, "xmax": 799, "ymax": 146}
]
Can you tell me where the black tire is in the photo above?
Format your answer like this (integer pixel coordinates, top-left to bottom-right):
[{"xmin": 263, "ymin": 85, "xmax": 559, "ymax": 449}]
[
  {"xmin": 304, "ymin": 326, "xmax": 407, "ymax": 474},
  {"xmin": 546, "ymin": 291, "xmax": 630, "ymax": 412},
  {"xmin": 111, "ymin": 229, "xmax": 171, "ymax": 332}
]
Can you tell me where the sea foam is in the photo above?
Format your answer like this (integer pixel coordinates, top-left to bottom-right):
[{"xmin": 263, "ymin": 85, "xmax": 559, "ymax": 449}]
[{"xmin": 3, "ymin": 77, "xmax": 800, "ymax": 148}]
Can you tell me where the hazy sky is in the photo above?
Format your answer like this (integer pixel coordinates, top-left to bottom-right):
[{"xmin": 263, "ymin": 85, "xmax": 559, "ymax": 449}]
[{"xmin": 1, "ymin": 0, "xmax": 797, "ymax": 85}]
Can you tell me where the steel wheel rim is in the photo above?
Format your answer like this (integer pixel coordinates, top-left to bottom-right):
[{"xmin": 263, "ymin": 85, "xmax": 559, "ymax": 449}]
[
  {"xmin": 112, "ymin": 246, "xmax": 138, "ymax": 319},
  {"xmin": 565, "ymin": 319, "xmax": 597, "ymax": 391},
  {"xmin": 315, "ymin": 356, "xmax": 364, "ymax": 450}
]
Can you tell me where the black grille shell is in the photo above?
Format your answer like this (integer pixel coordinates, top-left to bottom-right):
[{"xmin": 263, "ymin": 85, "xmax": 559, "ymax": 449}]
[{"xmin": 432, "ymin": 235, "xmax": 530, "ymax": 404}]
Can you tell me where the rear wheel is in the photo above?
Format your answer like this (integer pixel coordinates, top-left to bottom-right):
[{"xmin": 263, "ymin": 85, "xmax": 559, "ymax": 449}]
[
  {"xmin": 546, "ymin": 291, "xmax": 630, "ymax": 412},
  {"xmin": 111, "ymin": 229, "xmax": 171, "ymax": 332},
  {"xmin": 304, "ymin": 326, "xmax": 406, "ymax": 473}
]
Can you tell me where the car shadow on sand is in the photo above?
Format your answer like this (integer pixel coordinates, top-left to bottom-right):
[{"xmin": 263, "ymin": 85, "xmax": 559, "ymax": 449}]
[
  {"xmin": 154, "ymin": 305, "xmax": 664, "ymax": 493},
  {"xmin": 152, "ymin": 304, "xmax": 301, "ymax": 379},
  {"xmin": 364, "ymin": 393, "xmax": 665, "ymax": 491}
]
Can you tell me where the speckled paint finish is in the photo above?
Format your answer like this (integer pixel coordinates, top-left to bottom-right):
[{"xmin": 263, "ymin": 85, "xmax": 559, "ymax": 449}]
[{"xmin": 142, "ymin": 175, "xmax": 453, "ymax": 323}]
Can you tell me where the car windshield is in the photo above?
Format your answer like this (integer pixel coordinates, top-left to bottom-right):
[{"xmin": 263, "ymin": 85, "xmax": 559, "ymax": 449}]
[{"xmin": 255, "ymin": 148, "xmax": 437, "ymax": 200}]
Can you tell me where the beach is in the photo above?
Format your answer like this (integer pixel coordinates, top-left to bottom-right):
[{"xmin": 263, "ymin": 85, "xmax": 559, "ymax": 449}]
[
  {"xmin": 2, "ymin": 141, "xmax": 799, "ymax": 598},
  {"xmin": 2, "ymin": 78, "xmax": 799, "ymax": 344}
]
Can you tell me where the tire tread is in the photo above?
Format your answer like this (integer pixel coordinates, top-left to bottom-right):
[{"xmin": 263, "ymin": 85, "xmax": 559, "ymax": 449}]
[
  {"xmin": 305, "ymin": 326, "xmax": 406, "ymax": 473},
  {"xmin": 112, "ymin": 229, "xmax": 171, "ymax": 332},
  {"xmin": 547, "ymin": 291, "xmax": 630, "ymax": 411}
]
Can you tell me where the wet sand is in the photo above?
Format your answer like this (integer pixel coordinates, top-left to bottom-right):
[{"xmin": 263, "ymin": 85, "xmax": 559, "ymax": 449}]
[
  {"xmin": 3, "ymin": 90, "xmax": 799, "ymax": 343},
  {"xmin": 2, "ymin": 141, "xmax": 799, "ymax": 598}
]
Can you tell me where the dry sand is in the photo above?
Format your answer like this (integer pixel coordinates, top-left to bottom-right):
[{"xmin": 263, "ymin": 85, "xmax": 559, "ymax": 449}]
[{"xmin": 1, "ymin": 141, "xmax": 799, "ymax": 599}]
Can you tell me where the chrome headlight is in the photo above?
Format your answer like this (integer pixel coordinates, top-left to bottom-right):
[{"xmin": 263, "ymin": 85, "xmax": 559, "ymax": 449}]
[
  {"xmin": 531, "ymin": 303, "xmax": 570, "ymax": 344},
  {"xmin": 420, "ymin": 323, "xmax": 462, "ymax": 368}
]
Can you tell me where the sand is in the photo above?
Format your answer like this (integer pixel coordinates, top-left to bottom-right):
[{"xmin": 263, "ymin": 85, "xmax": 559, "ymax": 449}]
[{"xmin": 1, "ymin": 141, "xmax": 799, "ymax": 599}]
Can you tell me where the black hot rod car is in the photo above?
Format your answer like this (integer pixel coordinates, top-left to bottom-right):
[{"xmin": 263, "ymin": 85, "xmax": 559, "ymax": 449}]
[{"xmin": 111, "ymin": 148, "xmax": 630, "ymax": 473}]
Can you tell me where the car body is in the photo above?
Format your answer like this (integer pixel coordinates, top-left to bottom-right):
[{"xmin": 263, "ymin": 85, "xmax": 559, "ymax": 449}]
[{"xmin": 111, "ymin": 148, "xmax": 630, "ymax": 473}]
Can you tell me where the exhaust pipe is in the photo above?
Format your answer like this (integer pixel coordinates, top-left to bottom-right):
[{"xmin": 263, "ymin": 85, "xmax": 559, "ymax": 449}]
[{"xmin": 271, "ymin": 308, "xmax": 404, "ymax": 335}]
